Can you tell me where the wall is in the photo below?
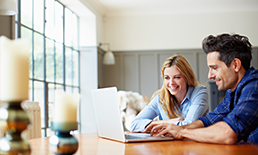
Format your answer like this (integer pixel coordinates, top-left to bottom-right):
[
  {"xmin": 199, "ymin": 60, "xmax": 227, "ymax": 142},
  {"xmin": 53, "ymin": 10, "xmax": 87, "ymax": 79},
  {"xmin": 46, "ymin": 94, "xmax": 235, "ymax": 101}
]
[
  {"xmin": 99, "ymin": 50, "xmax": 207, "ymax": 98},
  {"xmin": 103, "ymin": 11, "xmax": 258, "ymax": 51},
  {"xmin": 99, "ymin": 48, "xmax": 258, "ymax": 99},
  {"xmin": 80, "ymin": 46, "xmax": 98, "ymax": 133}
]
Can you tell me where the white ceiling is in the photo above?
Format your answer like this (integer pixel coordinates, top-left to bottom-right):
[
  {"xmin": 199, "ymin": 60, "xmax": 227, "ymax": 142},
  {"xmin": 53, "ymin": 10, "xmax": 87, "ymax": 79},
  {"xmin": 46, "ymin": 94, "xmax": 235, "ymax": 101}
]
[{"xmin": 88, "ymin": 0, "xmax": 258, "ymax": 16}]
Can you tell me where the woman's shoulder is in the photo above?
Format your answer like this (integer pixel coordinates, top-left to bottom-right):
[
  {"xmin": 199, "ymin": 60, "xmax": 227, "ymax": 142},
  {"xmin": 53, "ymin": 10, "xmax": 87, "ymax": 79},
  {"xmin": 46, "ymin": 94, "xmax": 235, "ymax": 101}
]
[
  {"xmin": 191, "ymin": 84, "xmax": 208, "ymax": 94},
  {"xmin": 148, "ymin": 93, "xmax": 161, "ymax": 108},
  {"xmin": 152, "ymin": 93, "xmax": 160, "ymax": 100}
]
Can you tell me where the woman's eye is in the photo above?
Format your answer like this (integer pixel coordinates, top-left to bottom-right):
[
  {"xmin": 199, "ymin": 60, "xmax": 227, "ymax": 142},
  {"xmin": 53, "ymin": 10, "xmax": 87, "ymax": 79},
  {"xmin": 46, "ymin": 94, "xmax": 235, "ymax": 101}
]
[
  {"xmin": 175, "ymin": 76, "xmax": 180, "ymax": 79},
  {"xmin": 164, "ymin": 77, "xmax": 169, "ymax": 80}
]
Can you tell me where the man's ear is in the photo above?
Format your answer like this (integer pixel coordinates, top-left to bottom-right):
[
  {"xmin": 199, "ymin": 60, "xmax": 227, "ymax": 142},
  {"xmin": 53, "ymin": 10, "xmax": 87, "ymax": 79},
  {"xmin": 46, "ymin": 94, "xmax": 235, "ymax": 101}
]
[{"xmin": 231, "ymin": 58, "xmax": 242, "ymax": 72}]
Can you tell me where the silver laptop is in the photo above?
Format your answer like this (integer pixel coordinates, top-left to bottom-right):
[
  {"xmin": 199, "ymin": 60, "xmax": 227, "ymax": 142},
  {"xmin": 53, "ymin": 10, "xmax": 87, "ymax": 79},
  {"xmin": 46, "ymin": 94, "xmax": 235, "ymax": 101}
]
[{"xmin": 91, "ymin": 86, "xmax": 174, "ymax": 142}]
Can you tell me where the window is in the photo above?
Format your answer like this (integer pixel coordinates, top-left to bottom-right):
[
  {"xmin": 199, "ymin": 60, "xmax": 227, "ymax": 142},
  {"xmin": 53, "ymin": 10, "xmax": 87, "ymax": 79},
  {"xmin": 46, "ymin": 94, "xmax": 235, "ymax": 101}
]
[{"xmin": 15, "ymin": 0, "xmax": 80, "ymax": 137}]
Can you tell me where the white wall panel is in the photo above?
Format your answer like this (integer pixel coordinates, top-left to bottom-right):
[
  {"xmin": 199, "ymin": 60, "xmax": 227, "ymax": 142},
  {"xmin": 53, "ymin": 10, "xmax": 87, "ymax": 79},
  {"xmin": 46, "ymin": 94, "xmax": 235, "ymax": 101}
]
[
  {"xmin": 197, "ymin": 53, "xmax": 209, "ymax": 84},
  {"xmin": 139, "ymin": 54, "xmax": 158, "ymax": 98},
  {"xmin": 99, "ymin": 48, "xmax": 257, "ymax": 100},
  {"xmin": 123, "ymin": 54, "xmax": 138, "ymax": 92},
  {"xmin": 180, "ymin": 53, "xmax": 197, "ymax": 79}
]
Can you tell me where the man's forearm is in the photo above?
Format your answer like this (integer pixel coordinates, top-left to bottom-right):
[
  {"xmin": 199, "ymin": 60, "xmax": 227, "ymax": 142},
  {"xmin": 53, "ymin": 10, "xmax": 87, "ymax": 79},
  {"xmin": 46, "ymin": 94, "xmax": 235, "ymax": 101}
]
[
  {"xmin": 180, "ymin": 121, "xmax": 238, "ymax": 144},
  {"xmin": 182, "ymin": 120, "xmax": 205, "ymax": 129}
]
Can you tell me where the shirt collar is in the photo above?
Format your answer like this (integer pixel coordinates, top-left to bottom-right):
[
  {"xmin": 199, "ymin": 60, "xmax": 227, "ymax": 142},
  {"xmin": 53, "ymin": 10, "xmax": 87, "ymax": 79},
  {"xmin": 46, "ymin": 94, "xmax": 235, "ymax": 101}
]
[
  {"xmin": 180, "ymin": 86, "xmax": 194, "ymax": 106},
  {"xmin": 230, "ymin": 67, "xmax": 256, "ymax": 92}
]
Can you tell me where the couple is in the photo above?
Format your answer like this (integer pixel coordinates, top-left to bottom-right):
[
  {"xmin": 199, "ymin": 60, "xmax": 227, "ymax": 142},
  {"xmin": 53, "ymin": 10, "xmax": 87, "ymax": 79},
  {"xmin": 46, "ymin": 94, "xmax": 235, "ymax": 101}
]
[{"xmin": 131, "ymin": 33, "xmax": 258, "ymax": 144}]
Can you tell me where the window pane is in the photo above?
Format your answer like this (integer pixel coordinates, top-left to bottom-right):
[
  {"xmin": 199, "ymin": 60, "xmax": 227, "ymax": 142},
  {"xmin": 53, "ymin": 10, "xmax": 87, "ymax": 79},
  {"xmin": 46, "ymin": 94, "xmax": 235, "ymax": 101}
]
[
  {"xmin": 34, "ymin": 33, "xmax": 44, "ymax": 80},
  {"xmin": 49, "ymin": 84, "xmax": 63, "ymax": 124},
  {"xmin": 34, "ymin": 0, "xmax": 44, "ymax": 33},
  {"xmin": 21, "ymin": 0, "xmax": 32, "ymax": 28},
  {"xmin": 65, "ymin": 8, "xmax": 72, "ymax": 47},
  {"xmin": 48, "ymin": 84, "xmax": 55, "ymax": 104},
  {"xmin": 56, "ymin": 43, "xmax": 63, "ymax": 83},
  {"xmin": 74, "ymin": 88, "xmax": 80, "ymax": 94},
  {"xmin": 66, "ymin": 86, "xmax": 72, "ymax": 94},
  {"xmin": 21, "ymin": 26, "xmax": 33, "ymax": 78},
  {"xmin": 73, "ymin": 50, "xmax": 79, "ymax": 86},
  {"xmin": 65, "ymin": 47, "xmax": 72, "ymax": 85},
  {"xmin": 34, "ymin": 81, "xmax": 45, "ymax": 127},
  {"xmin": 17, "ymin": 0, "xmax": 80, "ymax": 138},
  {"xmin": 29, "ymin": 80, "xmax": 33, "ymax": 101},
  {"xmin": 55, "ymin": 84, "xmax": 64, "ymax": 92},
  {"xmin": 48, "ymin": 84, "xmax": 55, "ymax": 127},
  {"xmin": 46, "ymin": 39, "xmax": 55, "ymax": 82},
  {"xmin": 54, "ymin": 1, "xmax": 63, "ymax": 43},
  {"xmin": 72, "ymin": 14, "xmax": 79, "ymax": 50},
  {"xmin": 21, "ymin": 26, "xmax": 32, "ymax": 42},
  {"xmin": 45, "ymin": 0, "xmax": 55, "ymax": 38},
  {"xmin": 15, "ymin": 23, "xmax": 19, "ymax": 39}
]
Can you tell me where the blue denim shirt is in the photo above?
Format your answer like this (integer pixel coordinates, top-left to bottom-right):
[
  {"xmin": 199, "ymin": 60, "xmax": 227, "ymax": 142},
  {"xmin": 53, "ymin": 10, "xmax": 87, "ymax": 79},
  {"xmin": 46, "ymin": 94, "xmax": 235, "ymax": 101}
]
[
  {"xmin": 130, "ymin": 85, "xmax": 208, "ymax": 132},
  {"xmin": 199, "ymin": 67, "xmax": 258, "ymax": 143}
]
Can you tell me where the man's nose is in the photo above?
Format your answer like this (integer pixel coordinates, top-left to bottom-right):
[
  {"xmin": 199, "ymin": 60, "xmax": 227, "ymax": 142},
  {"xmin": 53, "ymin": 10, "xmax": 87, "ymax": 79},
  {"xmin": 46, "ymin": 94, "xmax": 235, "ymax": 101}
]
[{"xmin": 208, "ymin": 70, "xmax": 215, "ymax": 80}]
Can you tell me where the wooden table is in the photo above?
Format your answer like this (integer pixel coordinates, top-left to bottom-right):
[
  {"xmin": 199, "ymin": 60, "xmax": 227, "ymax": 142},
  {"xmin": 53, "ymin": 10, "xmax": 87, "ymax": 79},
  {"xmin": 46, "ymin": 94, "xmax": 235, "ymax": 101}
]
[{"xmin": 28, "ymin": 133, "xmax": 258, "ymax": 155}]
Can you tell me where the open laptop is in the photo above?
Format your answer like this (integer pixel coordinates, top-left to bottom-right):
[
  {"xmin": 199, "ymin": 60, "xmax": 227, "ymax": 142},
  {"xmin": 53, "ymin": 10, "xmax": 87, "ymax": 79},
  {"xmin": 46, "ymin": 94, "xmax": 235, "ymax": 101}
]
[{"xmin": 91, "ymin": 86, "xmax": 174, "ymax": 142}]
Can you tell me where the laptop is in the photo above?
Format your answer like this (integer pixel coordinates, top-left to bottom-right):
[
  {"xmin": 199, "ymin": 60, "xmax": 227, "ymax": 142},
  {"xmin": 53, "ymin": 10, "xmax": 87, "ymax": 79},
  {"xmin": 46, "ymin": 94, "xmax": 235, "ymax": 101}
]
[{"xmin": 91, "ymin": 86, "xmax": 174, "ymax": 142}]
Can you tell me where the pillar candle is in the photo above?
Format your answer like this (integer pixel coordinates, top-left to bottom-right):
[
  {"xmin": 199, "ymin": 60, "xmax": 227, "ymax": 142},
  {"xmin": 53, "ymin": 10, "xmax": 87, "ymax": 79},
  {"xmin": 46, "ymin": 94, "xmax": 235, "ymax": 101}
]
[
  {"xmin": 53, "ymin": 91, "xmax": 80, "ymax": 123},
  {"xmin": 0, "ymin": 36, "xmax": 30, "ymax": 102}
]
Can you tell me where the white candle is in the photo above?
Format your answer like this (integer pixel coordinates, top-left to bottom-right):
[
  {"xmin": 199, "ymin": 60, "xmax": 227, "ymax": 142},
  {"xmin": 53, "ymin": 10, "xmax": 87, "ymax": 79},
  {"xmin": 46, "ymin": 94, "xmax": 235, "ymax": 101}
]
[
  {"xmin": 0, "ymin": 36, "xmax": 30, "ymax": 102},
  {"xmin": 53, "ymin": 91, "xmax": 80, "ymax": 123}
]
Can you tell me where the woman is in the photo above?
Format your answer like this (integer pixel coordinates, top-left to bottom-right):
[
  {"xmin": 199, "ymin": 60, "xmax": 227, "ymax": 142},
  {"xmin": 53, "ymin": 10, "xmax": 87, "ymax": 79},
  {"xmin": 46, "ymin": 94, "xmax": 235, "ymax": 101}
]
[{"xmin": 130, "ymin": 54, "xmax": 208, "ymax": 132}]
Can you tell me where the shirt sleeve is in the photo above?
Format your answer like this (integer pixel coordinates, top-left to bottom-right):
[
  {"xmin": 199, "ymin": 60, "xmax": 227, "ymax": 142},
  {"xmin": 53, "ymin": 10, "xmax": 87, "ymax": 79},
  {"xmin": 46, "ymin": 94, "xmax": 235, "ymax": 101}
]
[
  {"xmin": 198, "ymin": 90, "xmax": 233, "ymax": 127},
  {"xmin": 177, "ymin": 85, "xmax": 209, "ymax": 126},
  {"xmin": 130, "ymin": 94, "xmax": 160, "ymax": 132},
  {"xmin": 223, "ymin": 80, "xmax": 258, "ymax": 142}
]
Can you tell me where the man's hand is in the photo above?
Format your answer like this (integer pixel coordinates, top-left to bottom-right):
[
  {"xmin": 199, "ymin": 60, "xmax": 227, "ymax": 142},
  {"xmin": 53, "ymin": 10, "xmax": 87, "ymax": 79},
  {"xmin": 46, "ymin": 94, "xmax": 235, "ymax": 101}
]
[
  {"xmin": 144, "ymin": 117, "xmax": 184, "ymax": 133},
  {"xmin": 144, "ymin": 118, "xmax": 185, "ymax": 139},
  {"xmin": 155, "ymin": 124, "xmax": 185, "ymax": 139}
]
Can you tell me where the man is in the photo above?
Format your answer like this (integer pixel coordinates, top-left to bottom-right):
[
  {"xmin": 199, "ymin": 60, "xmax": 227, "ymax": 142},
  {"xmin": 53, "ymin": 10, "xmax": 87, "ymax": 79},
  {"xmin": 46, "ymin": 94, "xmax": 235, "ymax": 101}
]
[{"xmin": 145, "ymin": 33, "xmax": 258, "ymax": 144}]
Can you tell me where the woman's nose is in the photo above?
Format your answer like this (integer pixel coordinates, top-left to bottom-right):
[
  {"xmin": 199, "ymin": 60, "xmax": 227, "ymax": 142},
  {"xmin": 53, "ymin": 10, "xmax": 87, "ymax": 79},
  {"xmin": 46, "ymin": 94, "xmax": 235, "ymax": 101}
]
[{"xmin": 169, "ymin": 79, "xmax": 175, "ymax": 85}]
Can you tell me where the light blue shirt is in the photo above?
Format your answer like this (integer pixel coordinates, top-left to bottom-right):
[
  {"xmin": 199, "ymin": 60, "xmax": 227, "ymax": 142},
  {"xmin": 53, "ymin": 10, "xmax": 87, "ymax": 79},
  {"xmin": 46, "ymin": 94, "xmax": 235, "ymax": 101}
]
[{"xmin": 130, "ymin": 85, "xmax": 209, "ymax": 132}]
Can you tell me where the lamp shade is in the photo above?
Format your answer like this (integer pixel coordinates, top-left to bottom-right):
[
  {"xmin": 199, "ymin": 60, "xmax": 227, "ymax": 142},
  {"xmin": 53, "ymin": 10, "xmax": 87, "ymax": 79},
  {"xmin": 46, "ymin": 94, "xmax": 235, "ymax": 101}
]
[
  {"xmin": 103, "ymin": 51, "xmax": 115, "ymax": 65},
  {"xmin": 0, "ymin": 0, "xmax": 18, "ymax": 16}
]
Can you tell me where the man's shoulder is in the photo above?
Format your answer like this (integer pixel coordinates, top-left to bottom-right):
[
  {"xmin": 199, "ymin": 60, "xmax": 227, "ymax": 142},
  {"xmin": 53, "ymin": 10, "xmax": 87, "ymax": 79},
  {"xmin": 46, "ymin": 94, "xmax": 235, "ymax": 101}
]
[
  {"xmin": 238, "ymin": 67, "xmax": 258, "ymax": 90},
  {"xmin": 243, "ymin": 67, "xmax": 258, "ymax": 81}
]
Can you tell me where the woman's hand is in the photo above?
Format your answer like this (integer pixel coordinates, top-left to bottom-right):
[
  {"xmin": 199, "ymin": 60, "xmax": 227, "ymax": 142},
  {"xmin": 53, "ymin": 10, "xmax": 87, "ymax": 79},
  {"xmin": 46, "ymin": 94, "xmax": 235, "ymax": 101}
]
[{"xmin": 144, "ymin": 117, "xmax": 184, "ymax": 134}]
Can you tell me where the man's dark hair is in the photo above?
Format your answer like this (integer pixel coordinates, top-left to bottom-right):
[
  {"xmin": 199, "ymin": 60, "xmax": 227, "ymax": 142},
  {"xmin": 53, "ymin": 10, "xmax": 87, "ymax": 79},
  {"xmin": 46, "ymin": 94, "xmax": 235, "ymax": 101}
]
[{"xmin": 202, "ymin": 33, "xmax": 252, "ymax": 71}]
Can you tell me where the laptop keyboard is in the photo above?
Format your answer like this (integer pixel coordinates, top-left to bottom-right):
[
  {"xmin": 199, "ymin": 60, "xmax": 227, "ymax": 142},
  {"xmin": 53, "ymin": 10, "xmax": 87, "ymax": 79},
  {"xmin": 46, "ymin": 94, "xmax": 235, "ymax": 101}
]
[
  {"xmin": 125, "ymin": 134, "xmax": 147, "ymax": 139},
  {"xmin": 125, "ymin": 133, "xmax": 168, "ymax": 140}
]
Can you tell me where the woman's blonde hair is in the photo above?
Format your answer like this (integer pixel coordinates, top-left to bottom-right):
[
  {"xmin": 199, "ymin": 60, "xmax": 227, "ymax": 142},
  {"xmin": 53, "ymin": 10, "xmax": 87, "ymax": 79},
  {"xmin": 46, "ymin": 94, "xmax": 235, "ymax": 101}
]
[{"xmin": 151, "ymin": 54, "xmax": 198, "ymax": 118}]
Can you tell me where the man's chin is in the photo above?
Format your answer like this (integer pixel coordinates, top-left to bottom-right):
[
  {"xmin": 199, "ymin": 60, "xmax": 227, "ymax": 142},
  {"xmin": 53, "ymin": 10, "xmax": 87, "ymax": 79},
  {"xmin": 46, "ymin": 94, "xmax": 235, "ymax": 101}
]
[{"xmin": 217, "ymin": 86, "xmax": 226, "ymax": 92}]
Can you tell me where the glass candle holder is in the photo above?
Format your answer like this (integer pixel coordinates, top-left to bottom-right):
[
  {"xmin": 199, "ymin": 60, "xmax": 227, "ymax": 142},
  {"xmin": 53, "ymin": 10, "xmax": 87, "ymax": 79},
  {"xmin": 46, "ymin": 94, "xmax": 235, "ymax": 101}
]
[
  {"xmin": 49, "ymin": 122, "xmax": 78, "ymax": 155},
  {"xmin": 0, "ymin": 101, "xmax": 31, "ymax": 155}
]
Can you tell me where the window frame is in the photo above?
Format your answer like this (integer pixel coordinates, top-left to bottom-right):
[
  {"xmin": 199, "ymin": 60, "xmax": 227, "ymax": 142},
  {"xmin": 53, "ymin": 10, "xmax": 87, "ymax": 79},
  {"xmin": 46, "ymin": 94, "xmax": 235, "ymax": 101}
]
[{"xmin": 15, "ymin": 0, "xmax": 81, "ymax": 137}]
